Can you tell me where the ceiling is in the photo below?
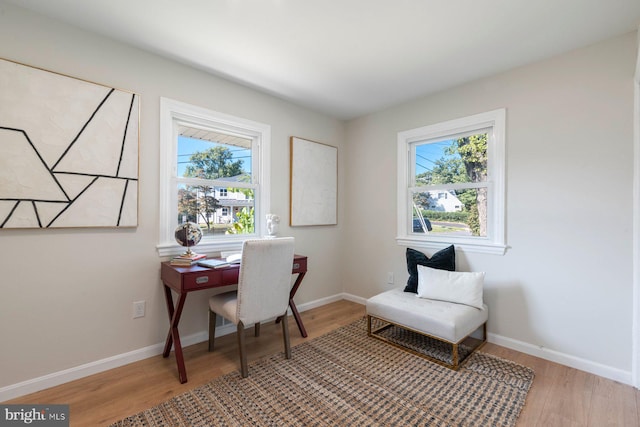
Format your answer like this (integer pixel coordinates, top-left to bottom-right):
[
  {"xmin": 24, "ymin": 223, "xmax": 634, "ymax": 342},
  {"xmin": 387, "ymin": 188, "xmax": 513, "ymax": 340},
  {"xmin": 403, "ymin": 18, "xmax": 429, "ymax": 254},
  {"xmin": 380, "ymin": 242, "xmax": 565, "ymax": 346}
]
[{"xmin": 6, "ymin": 0, "xmax": 640, "ymax": 120}]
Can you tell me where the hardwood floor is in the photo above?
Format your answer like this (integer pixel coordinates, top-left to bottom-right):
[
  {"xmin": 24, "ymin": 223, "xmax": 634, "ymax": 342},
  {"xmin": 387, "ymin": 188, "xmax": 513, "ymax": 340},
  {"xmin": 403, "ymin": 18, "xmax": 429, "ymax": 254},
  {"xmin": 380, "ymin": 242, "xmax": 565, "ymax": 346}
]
[{"xmin": 6, "ymin": 300, "xmax": 640, "ymax": 426}]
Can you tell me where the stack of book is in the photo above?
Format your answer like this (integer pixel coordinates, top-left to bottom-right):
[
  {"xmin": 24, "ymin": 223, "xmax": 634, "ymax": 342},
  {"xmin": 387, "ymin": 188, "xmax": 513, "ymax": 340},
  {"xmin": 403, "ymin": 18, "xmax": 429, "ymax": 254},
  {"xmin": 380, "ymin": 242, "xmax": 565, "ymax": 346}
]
[{"xmin": 170, "ymin": 252, "xmax": 206, "ymax": 266}]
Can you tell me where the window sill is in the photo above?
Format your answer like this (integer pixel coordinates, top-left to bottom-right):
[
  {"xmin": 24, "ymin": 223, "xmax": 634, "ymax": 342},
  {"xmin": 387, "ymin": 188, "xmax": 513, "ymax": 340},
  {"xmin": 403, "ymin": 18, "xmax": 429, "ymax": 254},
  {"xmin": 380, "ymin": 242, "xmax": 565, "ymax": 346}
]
[
  {"xmin": 396, "ymin": 235, "xmax": 507, "ymax": 255},
  {"xmin": 157, "ymin": 238, "xmax": 247, "ymax": 258}
]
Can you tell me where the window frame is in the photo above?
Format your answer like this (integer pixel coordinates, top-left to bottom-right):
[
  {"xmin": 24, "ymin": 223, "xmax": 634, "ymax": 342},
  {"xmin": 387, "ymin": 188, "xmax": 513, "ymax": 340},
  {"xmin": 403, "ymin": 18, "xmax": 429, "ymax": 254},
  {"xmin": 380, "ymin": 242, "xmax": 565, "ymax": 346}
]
[
  {"xmin": 397, "ymin": 109, "xmax": 506, "ymax": 255},
  {"xmin": 157, "ymin": 98, "xmax": 271, "ymax": 257}
]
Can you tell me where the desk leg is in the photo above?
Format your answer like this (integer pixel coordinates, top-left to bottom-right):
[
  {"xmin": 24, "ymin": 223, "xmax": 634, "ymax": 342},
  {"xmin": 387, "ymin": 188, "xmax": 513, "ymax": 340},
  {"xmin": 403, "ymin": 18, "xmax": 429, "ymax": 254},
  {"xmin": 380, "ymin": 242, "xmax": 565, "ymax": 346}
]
[
  {"xmin": 162, "ymin": 284, "xmax": 189, "ymax": 384},
  {"xmin": 277, "ymin": 272, "xmax": 308, "ymax": 338},
  {"xmin": 162, "ymin": 285, "xmax": 175, "ymax": 355}
]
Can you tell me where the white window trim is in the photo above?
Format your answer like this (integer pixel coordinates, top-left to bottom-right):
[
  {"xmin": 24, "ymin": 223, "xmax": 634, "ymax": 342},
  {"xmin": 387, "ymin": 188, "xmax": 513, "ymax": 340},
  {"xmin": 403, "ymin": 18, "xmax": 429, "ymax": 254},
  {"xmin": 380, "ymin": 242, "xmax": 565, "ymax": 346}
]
[
  {"xmin": 157, "ymin": 97, "xmax": 271, "ymax": 257},
  {"xmin": 397, "ymin": 109, "xmax": 506, "ymax": 255}
]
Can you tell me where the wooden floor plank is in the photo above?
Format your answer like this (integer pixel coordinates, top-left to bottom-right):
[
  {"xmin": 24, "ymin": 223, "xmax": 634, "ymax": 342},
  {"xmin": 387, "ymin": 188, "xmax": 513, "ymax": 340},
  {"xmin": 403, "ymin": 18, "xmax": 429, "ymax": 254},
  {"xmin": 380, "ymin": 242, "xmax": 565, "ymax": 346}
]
[
  {"xmin": 5, "ymin": 300, "xmax": 640, "ymax": 427},
  {"xmin": 540, "ymin": 366, "xmax": 594, "ymax": 426},
  {"xmin": 588, "ymin": 376, "xmax": 639, "ymax": 427}
]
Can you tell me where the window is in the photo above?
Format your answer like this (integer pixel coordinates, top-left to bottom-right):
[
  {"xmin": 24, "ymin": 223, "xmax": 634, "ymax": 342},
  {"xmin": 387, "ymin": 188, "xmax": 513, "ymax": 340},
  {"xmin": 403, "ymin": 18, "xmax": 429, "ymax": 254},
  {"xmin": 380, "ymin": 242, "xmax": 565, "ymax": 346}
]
[
  {"xmin": 397, "ymin": 109, "xmax": 506, "ymax": 254},
  {"xmin": 158, "ymin": 98, "xmax": 271, "ymax": 256}
]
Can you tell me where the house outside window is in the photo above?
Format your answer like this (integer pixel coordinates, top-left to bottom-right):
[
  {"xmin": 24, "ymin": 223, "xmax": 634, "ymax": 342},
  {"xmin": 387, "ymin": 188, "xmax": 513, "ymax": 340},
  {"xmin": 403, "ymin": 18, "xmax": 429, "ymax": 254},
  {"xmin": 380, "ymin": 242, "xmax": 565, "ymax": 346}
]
[
  {"xmin": 397, "ymin": 109, "xmax": 506, "ymax": 254},
  {"xmin": 157, "ymin": 98, "xmax": 271, "ymax": 256}
]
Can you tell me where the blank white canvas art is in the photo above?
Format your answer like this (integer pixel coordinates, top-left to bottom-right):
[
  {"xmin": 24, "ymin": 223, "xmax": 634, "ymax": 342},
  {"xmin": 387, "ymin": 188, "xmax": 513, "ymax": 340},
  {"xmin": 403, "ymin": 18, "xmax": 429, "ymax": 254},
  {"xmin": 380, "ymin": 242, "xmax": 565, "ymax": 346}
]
[
  {"xmin": 0, "ymin": 58, "xmax": 139, "ymax": 228},
  {"xmin": 290, "ymin": 136, "xmax": 337, "ymax": 226}
]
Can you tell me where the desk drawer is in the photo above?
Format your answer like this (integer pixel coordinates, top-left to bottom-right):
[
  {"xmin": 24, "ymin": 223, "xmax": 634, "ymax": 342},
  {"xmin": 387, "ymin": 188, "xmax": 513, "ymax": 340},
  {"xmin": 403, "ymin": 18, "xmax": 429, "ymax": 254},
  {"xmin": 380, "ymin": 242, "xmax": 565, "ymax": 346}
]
[
  {"xmin": 162, "ymin": 257, "xmax": 306, "ymax": 292},
  {"xmin": 292, "ymin": 257, "xmax": 307, "ymax": 274},
  {"xmin": 182, "ymin": 269, "xmax": 239, "ymax": 291}
]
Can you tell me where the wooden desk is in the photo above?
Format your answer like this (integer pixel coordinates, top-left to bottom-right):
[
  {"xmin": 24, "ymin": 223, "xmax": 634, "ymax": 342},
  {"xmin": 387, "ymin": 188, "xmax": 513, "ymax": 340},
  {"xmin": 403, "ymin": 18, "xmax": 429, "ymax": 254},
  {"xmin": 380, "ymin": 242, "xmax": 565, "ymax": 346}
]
[{"xmin": 161, "ymin": 254, "xmax": 308, "ymax": 383}]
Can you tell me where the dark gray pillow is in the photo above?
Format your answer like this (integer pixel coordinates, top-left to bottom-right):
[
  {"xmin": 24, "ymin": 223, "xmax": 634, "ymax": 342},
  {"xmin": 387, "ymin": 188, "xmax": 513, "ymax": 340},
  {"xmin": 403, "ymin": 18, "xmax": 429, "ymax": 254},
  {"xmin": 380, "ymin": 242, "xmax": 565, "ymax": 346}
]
[{"xmin": 404, "ymin": 245, "xmax": 455, "ymax": 293}]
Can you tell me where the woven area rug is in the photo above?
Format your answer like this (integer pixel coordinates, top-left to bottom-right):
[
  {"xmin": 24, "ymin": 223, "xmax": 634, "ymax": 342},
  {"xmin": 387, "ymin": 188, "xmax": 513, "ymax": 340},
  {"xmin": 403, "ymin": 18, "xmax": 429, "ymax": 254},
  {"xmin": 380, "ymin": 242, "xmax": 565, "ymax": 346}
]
[{"xmin": 111, "ymin": 319, "xmax": 534, "ymax": 427}]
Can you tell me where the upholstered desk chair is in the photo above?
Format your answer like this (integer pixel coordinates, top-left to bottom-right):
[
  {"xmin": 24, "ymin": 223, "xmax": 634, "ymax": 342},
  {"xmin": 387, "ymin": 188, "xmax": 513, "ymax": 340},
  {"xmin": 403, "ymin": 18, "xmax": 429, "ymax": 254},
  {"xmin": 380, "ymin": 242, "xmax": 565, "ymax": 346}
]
[{"xmin": 208, "ymin": 237, "xmax": 295, "ymax": 378}]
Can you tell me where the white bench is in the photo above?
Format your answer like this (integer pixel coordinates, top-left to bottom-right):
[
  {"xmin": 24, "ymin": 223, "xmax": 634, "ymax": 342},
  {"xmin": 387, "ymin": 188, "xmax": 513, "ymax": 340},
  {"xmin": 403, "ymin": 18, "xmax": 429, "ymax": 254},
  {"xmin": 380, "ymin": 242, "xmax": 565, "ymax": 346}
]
[{"xmin": 366, "ymin": 287, "xmax": 488, "ymax": 370}]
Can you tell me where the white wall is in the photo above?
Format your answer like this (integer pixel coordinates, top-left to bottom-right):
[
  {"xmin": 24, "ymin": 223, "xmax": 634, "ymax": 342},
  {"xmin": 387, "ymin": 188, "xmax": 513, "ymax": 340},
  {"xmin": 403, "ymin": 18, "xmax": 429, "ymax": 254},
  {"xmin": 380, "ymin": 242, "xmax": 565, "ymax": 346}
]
[
  {"xmin": 344, "ymin": 32, "xmax": 637, "ymax": 379},
  {"xmin": 0, "ymin": 2, "xmax": 345, "ymax": 394}
]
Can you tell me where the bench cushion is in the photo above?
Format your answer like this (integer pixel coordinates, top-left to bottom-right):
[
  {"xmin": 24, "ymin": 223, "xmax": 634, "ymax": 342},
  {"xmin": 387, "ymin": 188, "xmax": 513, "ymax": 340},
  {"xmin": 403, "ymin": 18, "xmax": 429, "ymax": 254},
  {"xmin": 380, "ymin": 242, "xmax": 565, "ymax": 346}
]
[{"xmin": 366, "ymin": 288, "xmax": 488, "ymax": 343}]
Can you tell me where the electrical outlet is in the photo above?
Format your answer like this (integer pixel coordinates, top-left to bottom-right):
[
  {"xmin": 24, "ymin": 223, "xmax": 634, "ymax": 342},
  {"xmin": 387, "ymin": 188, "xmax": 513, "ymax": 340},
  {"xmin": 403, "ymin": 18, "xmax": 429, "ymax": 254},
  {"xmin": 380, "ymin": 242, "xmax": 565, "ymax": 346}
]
[
  {"xmin": 387, "ymin": 272, "xmax": 394, "ymax": 285},
  {"xmin": 133, "ymin": 300, "xmax": 146, "ymax": 319}
]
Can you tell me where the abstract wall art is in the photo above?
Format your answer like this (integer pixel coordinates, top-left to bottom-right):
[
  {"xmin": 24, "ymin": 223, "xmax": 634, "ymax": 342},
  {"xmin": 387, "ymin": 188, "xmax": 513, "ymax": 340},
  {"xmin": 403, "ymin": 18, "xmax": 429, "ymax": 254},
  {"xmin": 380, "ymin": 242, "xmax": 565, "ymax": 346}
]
[
  {"xmin": 0, "ymin": 58, "xmax": 139, "ymax": 228},
  {"xmin": 290, "ymin": 136, "xmax": 337, "ymax": 226}
]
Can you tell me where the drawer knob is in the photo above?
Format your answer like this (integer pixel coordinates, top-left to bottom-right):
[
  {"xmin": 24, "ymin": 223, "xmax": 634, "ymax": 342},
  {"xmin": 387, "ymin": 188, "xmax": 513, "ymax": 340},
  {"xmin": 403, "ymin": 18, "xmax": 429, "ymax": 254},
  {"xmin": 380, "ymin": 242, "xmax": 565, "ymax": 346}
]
[{"xmin": 196, "ymin": 276, "xmax": 209, "ymax": 284}]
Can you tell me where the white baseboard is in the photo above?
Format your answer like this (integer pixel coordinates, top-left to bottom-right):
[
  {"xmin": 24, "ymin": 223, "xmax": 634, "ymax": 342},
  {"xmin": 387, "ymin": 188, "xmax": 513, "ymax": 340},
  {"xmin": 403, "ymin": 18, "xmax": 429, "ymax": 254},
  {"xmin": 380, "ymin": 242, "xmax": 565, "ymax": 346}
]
[
  {"xmin": 0, "ymin": 341, "xmax": 162, "ymax": 402},
  {"xmin": 2, "ymin": 293, "xmax": 633, "ymax": 402},
  {"xmin": 341, "ymin": 292, "xmax": 367, "ymax": 305},
  {"xmin": 0, "ymin": 293, "xmax": 348, "ymax": 402},
  {"xmin": 488, "ymin": 332, "xmax": 633, "ymax": 386}
]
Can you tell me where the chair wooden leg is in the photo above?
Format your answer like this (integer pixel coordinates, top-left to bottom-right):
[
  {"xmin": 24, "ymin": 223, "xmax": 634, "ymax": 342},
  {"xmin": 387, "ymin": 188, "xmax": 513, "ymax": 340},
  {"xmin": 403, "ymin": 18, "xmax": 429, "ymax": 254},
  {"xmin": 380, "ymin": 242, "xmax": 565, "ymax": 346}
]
[
  {"xmin": 254, "ymin": 322, "xmax": 260, "ymax": 337},
  {"xmin": 208, "ymin": 310, "xmax": 216, "ymax": 352},
  {"xmin": 281, "ymin": 313, "xmax": 291, "ymax": 359},
  {"xmin": 237, "ymin": 321, "xmax": 248, "ymax": 378}
]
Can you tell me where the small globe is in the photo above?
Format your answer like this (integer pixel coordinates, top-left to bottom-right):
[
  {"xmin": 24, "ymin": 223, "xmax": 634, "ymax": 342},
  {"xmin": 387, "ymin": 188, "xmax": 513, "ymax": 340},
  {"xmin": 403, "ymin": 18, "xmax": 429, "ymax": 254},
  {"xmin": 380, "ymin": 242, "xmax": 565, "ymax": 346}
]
[{"xmin": 174, "ymin": 222, "xmax": 203, "ymax": 250}]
